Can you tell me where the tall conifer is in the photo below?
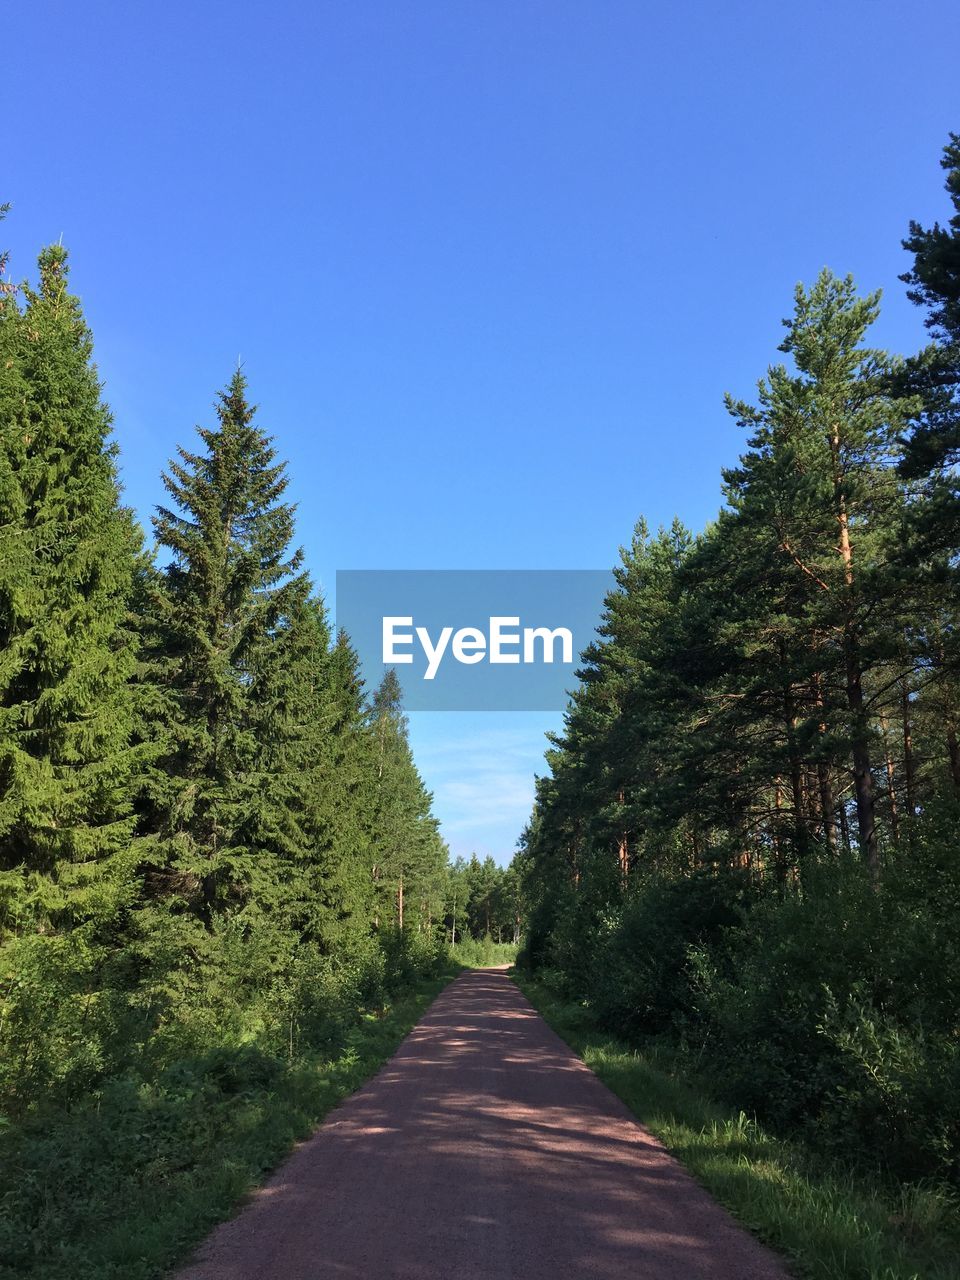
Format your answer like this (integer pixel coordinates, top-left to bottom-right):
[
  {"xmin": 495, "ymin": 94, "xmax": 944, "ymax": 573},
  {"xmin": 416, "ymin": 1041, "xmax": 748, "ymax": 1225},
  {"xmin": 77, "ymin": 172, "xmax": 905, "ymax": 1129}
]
[
  {"xmin": 144, "ymin": 372, "xmax": 307, "ymax": 927},
  {"xmin": 0, "ymin": 245, "xmax": 140, "ymax": 937}
]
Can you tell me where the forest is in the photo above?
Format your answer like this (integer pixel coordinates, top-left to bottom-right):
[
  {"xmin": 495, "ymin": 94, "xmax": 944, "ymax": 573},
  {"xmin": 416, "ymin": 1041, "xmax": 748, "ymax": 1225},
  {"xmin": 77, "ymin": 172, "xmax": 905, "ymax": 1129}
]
[
  {"xmin": 4, "ymin": 120, "xmax": 960, "ymax": 1278},
  {"xmin": 517, "ymin": 133, "xmax": 960, "ymax": 1192},
  {"xmin": 0, "ymin": 208, "xmax": 508, "ymax": 1277}
]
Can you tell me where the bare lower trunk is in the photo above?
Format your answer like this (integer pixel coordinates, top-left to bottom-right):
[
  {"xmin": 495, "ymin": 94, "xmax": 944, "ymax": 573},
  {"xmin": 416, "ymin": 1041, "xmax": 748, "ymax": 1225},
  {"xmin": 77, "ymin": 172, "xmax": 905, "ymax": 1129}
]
[
  {"xmin": 833, "ymin": 423, "xmax": 878, "ymax": 884},
  {"xmin": 773, "ymin": 779, "xmax": 787, "ymax": 885},
  {"xmin": 879, "ymin": 712, "xmax": 900, "ymax": 845},
  {"xmin": 616, "ymin": 789, "xmax": 629, "ymax": 883},
  {"xmin": 847, "ymin": 651, "xmax": 879, "ymax": 885},
  {"xmin": 838, "ymin": 792, "xmax": 852, "ymax": 855},
  {"xmin": 814, "ymin": 673, "xmax": 836, "ymax": 852},
  {"xmin": 779, "ymin": 652, "xmax": 808, "ymax": 863},
  {"xmin": 933, "ymin": 637, "xmax": 960, "ymax": 795},
  {"xmin": 901, "ymin": 678, "xmax": 916, "ymax": 819},
  {"xmin": 948, "ymin": 724, "xmax": 960, "ymax": 794},
  {"xmin": 818, "ymin": 763, "xmax": 836, "ymax": 852}
]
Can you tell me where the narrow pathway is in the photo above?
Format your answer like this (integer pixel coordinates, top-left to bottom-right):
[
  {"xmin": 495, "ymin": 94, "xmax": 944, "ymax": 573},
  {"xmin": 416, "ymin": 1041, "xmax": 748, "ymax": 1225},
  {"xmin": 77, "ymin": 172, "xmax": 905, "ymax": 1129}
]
[{"xmin": 175, "ymin": 969, "xmax": 789, "ymax": 1279}]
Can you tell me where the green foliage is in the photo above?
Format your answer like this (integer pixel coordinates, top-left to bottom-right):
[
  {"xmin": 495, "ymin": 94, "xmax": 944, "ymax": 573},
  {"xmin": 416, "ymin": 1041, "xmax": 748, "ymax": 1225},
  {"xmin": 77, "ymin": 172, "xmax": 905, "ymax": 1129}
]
[
  {"xmin": 142, "ymin": 369, "xmax": 309, "ymax": 926},
  {"xmin": 521, "ymin": 814, "xmax": 960, "ymax": 1186},
  {"xmin": 443, "ymin": 852, "xmax": 525, "ymax": 948},
  {"xmin": 0, "ymin": 967, "xmax": 455, "ymax": 1280},
  {"xmin": 897, "ymin": 133, "xmax": 960, "ymax": 571},
  {"xmin": 368, "ymin": 670, "xmax": 449, "ymax": 934},
  {"xmin": 588, "ymin": 867, "xmax": 754, "ymax": 1039},
  {"xmin": 449, "ymin": 934, "xmax": 517, "ymax": 967},
  {"xmin": 902, "ymin": 132, "xmax": 960, "ymax": 345}
]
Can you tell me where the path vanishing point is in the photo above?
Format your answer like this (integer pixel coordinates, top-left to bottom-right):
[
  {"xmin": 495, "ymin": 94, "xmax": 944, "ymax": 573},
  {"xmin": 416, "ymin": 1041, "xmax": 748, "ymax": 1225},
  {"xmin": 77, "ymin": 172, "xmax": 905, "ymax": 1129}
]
[{"xmin": 175, "ymin": 968, "xmax": 789, "ymax": 1280}]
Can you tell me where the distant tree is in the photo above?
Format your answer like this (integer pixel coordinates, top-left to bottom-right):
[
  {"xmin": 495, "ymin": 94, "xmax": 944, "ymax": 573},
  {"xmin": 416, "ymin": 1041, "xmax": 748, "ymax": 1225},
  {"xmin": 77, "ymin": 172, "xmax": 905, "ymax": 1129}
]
[
  {"xmin": 293, "ymin": 626, "xmax": 377, "ymax": 947},
  {"xmin": 444, "ymin": 855, "xmax": 471, "ymax": 944},
  {"xmin": 368, "ymin": 671, "xmax": 446, "ymax": 931}
]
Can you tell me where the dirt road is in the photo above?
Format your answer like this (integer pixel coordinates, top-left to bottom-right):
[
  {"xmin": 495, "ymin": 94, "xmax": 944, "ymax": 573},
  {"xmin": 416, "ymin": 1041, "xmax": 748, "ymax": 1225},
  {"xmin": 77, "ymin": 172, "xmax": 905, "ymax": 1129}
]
[{"xmin": 175, "ymin": 969, "xmax": 788, "ymax": 1279}]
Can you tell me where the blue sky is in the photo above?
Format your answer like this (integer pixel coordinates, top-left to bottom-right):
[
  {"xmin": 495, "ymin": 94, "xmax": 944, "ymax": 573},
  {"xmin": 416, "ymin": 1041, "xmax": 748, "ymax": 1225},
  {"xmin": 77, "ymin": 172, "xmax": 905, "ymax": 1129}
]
[{"xmin": 4, "ymin": 1, "xmax": 958, "ymax": 863}]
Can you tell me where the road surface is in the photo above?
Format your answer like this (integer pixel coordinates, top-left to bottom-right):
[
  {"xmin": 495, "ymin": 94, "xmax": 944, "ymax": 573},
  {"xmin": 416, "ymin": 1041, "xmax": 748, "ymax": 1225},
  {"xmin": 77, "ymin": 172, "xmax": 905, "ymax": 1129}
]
[{"xmin": 175, "ymin": 968, "xmax": 789, "ymax": 1279}]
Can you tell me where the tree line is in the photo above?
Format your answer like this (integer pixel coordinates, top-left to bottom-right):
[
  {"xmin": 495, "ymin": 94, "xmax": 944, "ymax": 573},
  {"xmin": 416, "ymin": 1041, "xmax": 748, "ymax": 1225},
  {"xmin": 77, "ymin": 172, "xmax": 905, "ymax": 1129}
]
[
  {"xmin": 518, "ymin": 134, "xmax": 960, "ymax": 1186},
  {"xmin": 445, "ymin": 853, "xmax": 524, "ymax": 946},
  {"xmin": 0, "ymin": 221, "xmax": 452, "ymax": 1113}
]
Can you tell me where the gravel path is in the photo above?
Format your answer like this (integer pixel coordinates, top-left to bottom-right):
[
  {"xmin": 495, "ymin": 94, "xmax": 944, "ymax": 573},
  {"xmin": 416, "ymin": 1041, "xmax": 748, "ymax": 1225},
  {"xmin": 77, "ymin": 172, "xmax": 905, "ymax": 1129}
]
[{"xmin": 174, "ymin": 968, "xmax": 789, "ymax": 1279}]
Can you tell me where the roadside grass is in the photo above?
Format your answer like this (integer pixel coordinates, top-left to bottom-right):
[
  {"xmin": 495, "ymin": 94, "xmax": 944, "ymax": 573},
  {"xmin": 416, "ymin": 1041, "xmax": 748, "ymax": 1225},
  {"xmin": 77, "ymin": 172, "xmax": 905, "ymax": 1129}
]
[
  {"xmin": 0, "ymin": 966, "xmax": 458, "ymax": 1280},
  {"xmin": 513, "ymin": 973, "xmax": 960, "ymax": 1280}
]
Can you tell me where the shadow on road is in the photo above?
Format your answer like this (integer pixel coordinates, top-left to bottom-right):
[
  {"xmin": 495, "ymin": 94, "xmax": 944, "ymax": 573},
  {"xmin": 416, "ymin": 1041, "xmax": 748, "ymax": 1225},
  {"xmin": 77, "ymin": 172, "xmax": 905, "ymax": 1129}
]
[{"xmin": 175, "ymin": 969, "xmax": 787, "ymax": 1280}]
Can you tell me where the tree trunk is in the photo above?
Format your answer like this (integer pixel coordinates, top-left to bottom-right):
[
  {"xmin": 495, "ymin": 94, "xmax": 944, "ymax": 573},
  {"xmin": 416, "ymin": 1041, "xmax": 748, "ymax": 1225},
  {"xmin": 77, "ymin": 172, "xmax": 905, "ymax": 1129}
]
[
  {"xmin": 933, "ymin": 635, "xmax": 960, "ymax": 795},
  {"xmin": 773, "ymin": 778, "xmax": 787, "ymax": 885},
  {"xmin": 813, "ymin": 672, "xmax": 836, "ymax": 853},
  {"xmin": 615, "ymin": 788, "xmax": 629, "ymax": 884},
  {"xmin": 818, "ymin": 762, "xmax": 836, "ymax": 853},
  {"xmin": 833, "ymin": 429, "xmax": 879, "ymax": 883},
  {"xmin": 838, "ymin": 793, "xmax": 852, "ymax": 855},
  {"xmin": 846, "ymin": 643, "xmax": 879, "ymax": 884},
  {"xmin": 947, "ymin": 724, "xmax": 960, "ymax": 794},
  {"xmin": 901, "ymin": 677, "xmax": 917, "ymax": 820},
  {"xmin": 879, "ymin": 711, "xmax": 900, "ymax": 845}
]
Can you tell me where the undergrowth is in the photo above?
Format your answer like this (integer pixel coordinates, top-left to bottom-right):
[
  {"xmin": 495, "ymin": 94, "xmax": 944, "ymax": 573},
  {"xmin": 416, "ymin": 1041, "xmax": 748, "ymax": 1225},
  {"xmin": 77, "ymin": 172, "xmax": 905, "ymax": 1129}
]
[{"xmin": 0, "ymin": 966, "xmax": 457, "ymax": 1280}]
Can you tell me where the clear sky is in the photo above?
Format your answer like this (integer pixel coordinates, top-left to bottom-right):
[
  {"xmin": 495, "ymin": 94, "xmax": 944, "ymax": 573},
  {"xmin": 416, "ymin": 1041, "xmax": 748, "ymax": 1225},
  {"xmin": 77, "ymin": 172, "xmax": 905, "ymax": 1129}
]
[{"xmin": 4, "ymin": 1, "xmax": 958, "ymax": 864}]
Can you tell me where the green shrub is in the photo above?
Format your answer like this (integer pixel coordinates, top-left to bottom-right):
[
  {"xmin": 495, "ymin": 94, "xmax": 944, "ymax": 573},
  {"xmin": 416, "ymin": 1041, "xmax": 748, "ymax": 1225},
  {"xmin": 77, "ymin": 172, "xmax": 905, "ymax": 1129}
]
[
  {"xmin": 522, "ymin": 802, "xmax": 960, "ymax": 1186},
  {"xmin": 589, "ymin": 866, "xmax": 754, "ymax": 1038},
  {"xmin": 450, "ymin": 934, "xmax": 518, "ymax": 967}
]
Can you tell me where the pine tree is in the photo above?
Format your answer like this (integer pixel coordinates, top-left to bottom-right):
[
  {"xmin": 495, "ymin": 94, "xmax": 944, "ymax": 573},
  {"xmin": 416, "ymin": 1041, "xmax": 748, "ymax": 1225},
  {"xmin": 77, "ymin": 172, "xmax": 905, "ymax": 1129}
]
[
  {"xmin": 724, "ymin": 271, "xmax": 916, "ymax": 882},
  {"xmin": 903, "ymin": 132, "xmax": 960, "ymax": 344},
  {"xmin": 0, "ymin": 203, "xmax": 11, "ymax": 286},
  {"xmin": 898, "ymin": 133, "xmax": 960, "ymax": 559}
]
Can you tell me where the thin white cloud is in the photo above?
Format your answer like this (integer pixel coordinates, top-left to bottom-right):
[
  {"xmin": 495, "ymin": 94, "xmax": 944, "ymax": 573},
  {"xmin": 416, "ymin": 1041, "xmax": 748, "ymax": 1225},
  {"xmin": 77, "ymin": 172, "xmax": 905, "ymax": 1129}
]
[{"xmin": 407, "ymin": 713, "xmax": 559, "ymax": 865}]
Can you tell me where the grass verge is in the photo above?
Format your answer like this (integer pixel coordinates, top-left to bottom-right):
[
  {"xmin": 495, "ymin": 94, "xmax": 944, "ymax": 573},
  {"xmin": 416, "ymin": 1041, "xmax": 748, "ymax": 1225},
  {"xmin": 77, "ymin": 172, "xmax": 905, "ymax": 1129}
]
[
  {"xmin": 0, "ymin": 966, "xmax": 459, "ymax": 1280},
  {"xmin": 513, "ymin": 972, "xmax": 960, "ymax": 1280}
]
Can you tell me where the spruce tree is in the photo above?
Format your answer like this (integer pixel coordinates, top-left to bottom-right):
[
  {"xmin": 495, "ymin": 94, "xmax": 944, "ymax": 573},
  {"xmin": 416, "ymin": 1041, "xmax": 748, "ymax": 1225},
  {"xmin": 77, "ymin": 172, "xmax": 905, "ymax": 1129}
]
[
  {"xmin": 269, "ymin": 606, "xmax": 376, "ymax": 949},
  {"xmin": 307, "ymin": 630, "xmax": 379, "ymax": 942},
  {"xmin": 143, "ymin": 371, "xmax": 308, "ymax": 928},
  {"xmin": 368, "ymin": 671, "xmax": 445, "ymax": 931},
  {"xmin": 0, "ymin": 244, "xmax": 140, "ymax": 938}
]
